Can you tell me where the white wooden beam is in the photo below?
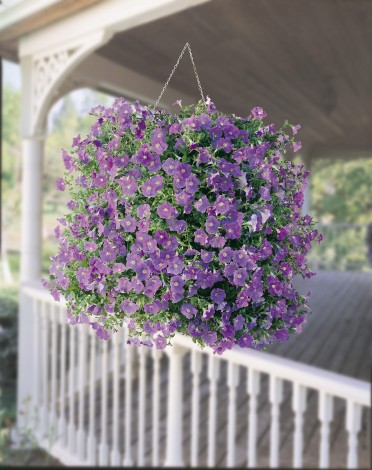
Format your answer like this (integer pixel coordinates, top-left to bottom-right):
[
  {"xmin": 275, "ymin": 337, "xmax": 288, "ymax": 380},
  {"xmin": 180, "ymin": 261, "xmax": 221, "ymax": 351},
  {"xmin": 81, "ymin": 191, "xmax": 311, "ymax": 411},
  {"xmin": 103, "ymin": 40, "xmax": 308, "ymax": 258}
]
[
  {"xmin": 0, "ymin": 0, "xmax": 63, "ymax": 31},
  {"xmin": 71, "ymin": 53, "xmax": 196, "ymax": 110},
  {"xmin": 19, "ymin": 0, "xmax": 211, "ymax": 57}
]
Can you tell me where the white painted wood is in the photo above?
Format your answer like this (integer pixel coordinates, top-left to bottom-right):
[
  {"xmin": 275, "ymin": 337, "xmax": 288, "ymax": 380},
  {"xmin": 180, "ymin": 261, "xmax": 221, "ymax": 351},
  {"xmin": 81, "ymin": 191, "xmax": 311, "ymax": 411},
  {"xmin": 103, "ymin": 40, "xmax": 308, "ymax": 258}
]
[
  {"xmin": 292, "ymin": 383, "xmax": 307, "ymax": 468},
  {"xmin": 164, "ymin": 344, "xmax": 186, "ymax": 467},
  {"xmin": 77, "ymin": 327, "xmax": 87, "ymax": 462},
  {"xmin": 346, "ymin": 400, "xmax": 362, "ymax": 469},
  {"xmin": 19, "ymin": 0, "xmax": 211, "ymax": 56},
  {"xmin": 151, "ymin": 348, "xmax": 161, "ymax": 467},
  {"xmin": 247, "ymin": 368, "xmax": 260, "ymax": 468},
  {"xmin": 67, "ymin": 327, "xmax": 76, "ymax": 454},
  {"xmin": 172, "ymin": 333, "xmax": 369, "ymax": 407},
  {"xmin": 111, "ymin": 331, "xmax": 121, "ymax": 466},
  {"xmin": 123, "ymin": 339, "xmax": 134, "ymax": 467},
  {"xmin": 19, "ymin": 286, "xmax": 372, "ymax": 469},
  {"xmin": 99, "ymin": 340, "xmax": 109, "ymax": 466},
  {"xmin": 87, "ymin": 331, "xmax": 97, "ymax": 466},
  {"xmin": 40, "ymin": 303, "xmax": 49, "ymax": 436},
  {"xmin": 207, "ymin": 356, "xmax": 220, "ymax": 468},
  {"xmin": 138, "ymin": 347, "xmax": 148, "ymax": 466},
  {"xmin": 269, "ymin": 376, "xmax": 283, "ymax": 468},
  {"xmin": 20, "ymin": 137, "xmax": 44, "ymax": 279},
  {"xmin": 58, "ymin": 307, "xmax": 67, "ymax": 447},
  {"xmin": 49, "ymin": 307, "xmax": 58, "ymax": 431},
  {"xmin": 191, "ymin": 350, "xmax": 202, "ymax": 467},
  {"xmin": 32, "ymin": 298, "xmax": 41, "ymax": 436},
  {"xmin": 227, "ymin": 363, "xmax": 239, "ymax": 468},
  {"xmin": 318, "ymin": 391, "xmax": 333, "ymax": 468},
  {"xmin": 17, "ymin": 133, "xmax": 44, "ymax": 425}
]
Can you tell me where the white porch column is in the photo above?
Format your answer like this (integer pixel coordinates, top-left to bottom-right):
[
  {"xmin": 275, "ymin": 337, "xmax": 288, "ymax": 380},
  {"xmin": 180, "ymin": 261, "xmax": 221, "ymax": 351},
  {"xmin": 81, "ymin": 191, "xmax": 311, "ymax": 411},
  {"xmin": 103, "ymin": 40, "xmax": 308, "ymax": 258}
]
[
  {"xmin": 20, "ymin": 136, "xmax": 44, "ymax": 281},
  {"xmin": 17, "ymin": 135, "xmax": 45, "ymax": 419}
]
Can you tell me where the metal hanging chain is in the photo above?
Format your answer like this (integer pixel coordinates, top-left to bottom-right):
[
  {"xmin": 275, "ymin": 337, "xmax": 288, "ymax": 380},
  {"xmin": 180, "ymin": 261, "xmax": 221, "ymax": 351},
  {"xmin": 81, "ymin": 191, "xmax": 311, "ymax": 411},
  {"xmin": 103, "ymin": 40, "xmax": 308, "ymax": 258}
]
[{"xmin": 154, "ymin": 42, "xmax": 205, "ymax": 108}]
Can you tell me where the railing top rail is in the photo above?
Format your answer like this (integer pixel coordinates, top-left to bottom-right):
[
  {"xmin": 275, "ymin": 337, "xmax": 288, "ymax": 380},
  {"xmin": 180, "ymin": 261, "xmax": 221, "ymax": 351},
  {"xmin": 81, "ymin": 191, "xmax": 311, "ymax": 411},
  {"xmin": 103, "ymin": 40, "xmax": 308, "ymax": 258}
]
[
  {"xmin": 23, "ymin": 283, "xmax": 370, "ymax": 407},
  {"xmin": 316, "ymin": 222, "xmax": 368, "ymax": 228}
]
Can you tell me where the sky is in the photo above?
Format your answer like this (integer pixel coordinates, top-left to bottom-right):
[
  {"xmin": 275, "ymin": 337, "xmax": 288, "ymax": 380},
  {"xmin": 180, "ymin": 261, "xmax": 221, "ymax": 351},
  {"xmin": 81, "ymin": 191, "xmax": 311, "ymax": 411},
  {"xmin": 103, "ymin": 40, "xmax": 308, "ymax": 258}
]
[{"xmin": 3, "ymin": 59, "xmax": 21, "ymax": 89}]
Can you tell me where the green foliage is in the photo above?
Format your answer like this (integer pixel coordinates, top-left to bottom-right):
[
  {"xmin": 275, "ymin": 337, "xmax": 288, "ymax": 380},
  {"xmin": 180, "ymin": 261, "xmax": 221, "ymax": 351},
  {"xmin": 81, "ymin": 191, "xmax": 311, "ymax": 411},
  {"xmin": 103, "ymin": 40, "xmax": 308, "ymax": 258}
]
[{"xmin": 311, "ymin": 158, "xmax": 372, "ymax": 224}]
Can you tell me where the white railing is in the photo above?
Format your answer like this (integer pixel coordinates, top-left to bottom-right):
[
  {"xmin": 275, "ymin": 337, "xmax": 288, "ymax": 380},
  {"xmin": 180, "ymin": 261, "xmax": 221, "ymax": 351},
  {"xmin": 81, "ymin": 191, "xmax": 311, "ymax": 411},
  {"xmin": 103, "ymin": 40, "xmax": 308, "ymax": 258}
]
[
  {"xmin": 20, "ymin": 284, "xmax": 370, "ymax": 468},
  {"xmin": 310, "ymin": 223, "xmax": 371, "ymax": 271}
]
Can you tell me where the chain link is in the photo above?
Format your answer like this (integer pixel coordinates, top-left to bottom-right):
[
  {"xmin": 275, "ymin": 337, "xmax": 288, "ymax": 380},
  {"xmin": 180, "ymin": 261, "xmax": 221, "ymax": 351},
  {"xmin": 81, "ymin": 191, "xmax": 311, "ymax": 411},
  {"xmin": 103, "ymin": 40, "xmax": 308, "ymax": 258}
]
[{"xmin": 154, "ymin": 42, "xmax": 205, "ymax": 109}]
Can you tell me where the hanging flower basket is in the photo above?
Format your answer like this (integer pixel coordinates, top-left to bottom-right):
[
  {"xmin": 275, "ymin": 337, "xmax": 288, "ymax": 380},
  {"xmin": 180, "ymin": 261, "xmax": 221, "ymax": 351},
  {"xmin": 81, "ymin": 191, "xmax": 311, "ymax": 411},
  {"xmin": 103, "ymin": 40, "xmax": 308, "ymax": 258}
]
[{"xmin": 44, "ymin": 46, "xmax": 321, "ymax": 354}]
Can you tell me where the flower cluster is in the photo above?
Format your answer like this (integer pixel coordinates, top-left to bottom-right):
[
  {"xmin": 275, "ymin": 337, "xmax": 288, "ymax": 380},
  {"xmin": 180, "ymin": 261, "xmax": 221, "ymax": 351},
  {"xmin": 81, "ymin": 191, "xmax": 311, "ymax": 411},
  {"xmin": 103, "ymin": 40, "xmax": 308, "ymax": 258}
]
[{"xmin": 44, "ymin": 97, "xmax": 321, "ymax": 354}]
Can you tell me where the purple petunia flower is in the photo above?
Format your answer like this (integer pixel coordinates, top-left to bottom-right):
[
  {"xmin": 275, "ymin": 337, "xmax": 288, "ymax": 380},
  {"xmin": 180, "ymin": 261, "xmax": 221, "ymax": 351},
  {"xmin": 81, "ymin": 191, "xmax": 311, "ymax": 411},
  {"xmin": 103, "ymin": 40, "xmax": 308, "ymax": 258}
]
[
  {"xmin": 120, "ymin": 300, "xmax": 139, "ymax": 315},
  {"xmin": 215, "ymin": 195, "xmax": 230, "ymax": 215},
  {"xmin": 181, "ymin": 303, "xmax": 197, "ymax": 319},
  {"xmin": 233, "ymin": 268, "xmax": 248, "ymax": 287},
  {"xmin": 225, "ymin": 222, "xmax": 242, "ymax": 239},
  {"xmin": 266, "ymin": 275, "xmax": 283, "ymax": 296},
  {"xmin": 219, "ymin": 247, "xmax": 233, "ymax": 263},
  {"xmin": 85, "ymin": 241, "xmax": 98, "ymax": 252},
  {"xmin": 205, "ymin": 216, "xmax": 219, "ymax": 234},
  {"xmin": 211, "ymin": 288, "xmax": 226, "ymax": 304},
  {"xmin": 184, "ymin": 175, "xmax": 200, "ymax": 194},
  {"xmin": 119, "ymin": 176, "xmax": 138, "ymax": 196},
  {"xmin": 56, "ymin": 178, "xmax": 65, "ymax": 191},
  {"xmin": 157, "ymin": 202, "xmax": 178, "ymax": 219},
  {"xmin": 100, "ymin": 241, "xmax": 117, "ymax": 262},
  {"xmin": 163, "ymin": 158, "xmax": 179, "ymax": 175},
  {"xmin": 141, "ymin": 175, "xmax": 164, "ymax": 197},
  {"xmin": 137, "ymin": 204, "xmax": 151, "ymax": 219},
  {"xmin": 194, "ymin": 229, "xmax": 209, "ymax": 246},
  {"xmin": 167, "ymin": 218, "xmax": 187, "ymax": 233},
  {"xmin": 122, "ymin": 216, "xmax": 137, "ymax": 233},
  {"xmin": 194, "ymin": 196, "xmax": 210, "ymax": 213},
  {"xmin": 251, "ymin": 106, "xmax": 267, "ymax": 120},
  {"xmin": 154, "ymin": 335, "xmax": 167, "ymax": 349}
]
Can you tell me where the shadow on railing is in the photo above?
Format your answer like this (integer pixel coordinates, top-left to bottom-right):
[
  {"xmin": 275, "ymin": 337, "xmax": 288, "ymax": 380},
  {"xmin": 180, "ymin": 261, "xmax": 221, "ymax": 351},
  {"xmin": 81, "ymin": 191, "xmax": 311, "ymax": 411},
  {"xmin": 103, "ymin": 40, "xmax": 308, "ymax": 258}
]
[
  {"xmin": 309, "ymin": 223, "xmax": 372, "ymax": 272},
  {"xmin": 18, "ymin": 284, "xmax": 371, "ymax": 468}
]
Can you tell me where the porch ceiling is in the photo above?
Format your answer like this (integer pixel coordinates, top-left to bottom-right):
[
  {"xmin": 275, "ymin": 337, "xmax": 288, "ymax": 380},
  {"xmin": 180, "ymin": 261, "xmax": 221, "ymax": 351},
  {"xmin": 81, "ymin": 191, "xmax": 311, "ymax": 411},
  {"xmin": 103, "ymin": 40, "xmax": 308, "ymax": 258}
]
[{"xmin": 94, "ymin": 0, "xmax": 372, "ymax": 160}]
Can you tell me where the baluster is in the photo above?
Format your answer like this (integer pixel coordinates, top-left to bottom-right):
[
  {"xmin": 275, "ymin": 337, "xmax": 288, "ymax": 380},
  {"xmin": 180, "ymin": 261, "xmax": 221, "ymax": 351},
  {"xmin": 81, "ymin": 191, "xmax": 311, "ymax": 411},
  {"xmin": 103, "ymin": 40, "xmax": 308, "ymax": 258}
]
[
  {"xmin": 207, "ymin": 356, "xmax": 220, "ymax": 468},
  {"xmin": 346, "ymin": 400, "xmax": 362, "ymax": 469},
  {"xmin": 99, "ymin": 340, "xmax": 109, "ymax": 465},
  {"xmin": 191, "ymin": 350, "xmax": 202, "ymax": 467},
  {"xmin": 87, "ymin": 330, "xmax": 97, "ymax": 465},
  {"xmin": 58, "ymin": 307, "xmax": 67, "ymax": 446},
  {"xmin": 49, "ymin": 307, "xmax": 58, "ymax": 432},
  {"xmin": 40, "ymin": 302, "xmax": 49, "ymax": 436},
  {"xmin": 247, "ymin": 368, "xmax": 260, "ymax": 468},
  {"xmin": 32, "ymin": 299, "xmax": 41, "ymax": 437},
  {"xmin": 77, "ymin": 326, "xmax": 87, "ymax": 462},
  {"xmin": 292, "ymin": 383, "xmax": 307, "ymax": 468},
  {"xmin": 151, "ymin": 348, "xmax": 161, "ymax": 467},
  {"xmin": 68, "ymin": 326, "xmax": 76, "ymax": 454},
  {"xmin": 227, "ymin": 362, "xmax": 239, "ymax": 468},
  {"xmin": 164, "ymin": 344, "xmax": 186, "ymax": 467},
  {"xmin": 318, "ymin": 391, "xmax": 333, "ymax": 468},
  {"xmin": 123, "ymin": 338, "xmax": 134, "ymax": 466},
  {"xmin": 138, "ymin": 347, "xmax": 148, "ymax": 466},
  {"xmin": 269, "ymin": 376, "xmax": 283, "ymax": 468},
  {"xmin": 111, "ymin": 331, "xmax": 121, "ymax": 465}
]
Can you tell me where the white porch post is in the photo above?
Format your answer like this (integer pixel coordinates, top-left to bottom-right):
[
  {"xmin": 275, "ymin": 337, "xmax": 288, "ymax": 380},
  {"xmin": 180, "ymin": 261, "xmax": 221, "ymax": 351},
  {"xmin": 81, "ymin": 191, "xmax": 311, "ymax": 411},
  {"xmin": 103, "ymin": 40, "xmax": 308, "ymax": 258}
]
[
  {"xmin": 17, "ymin": 51, "xmax": 46, "ymax": 422},
  {"xmin": 20, "ymin": 137, "xmax": 44, "ymax": 281},
  {"xmin": 17, "ymin": 136, "xmax": 45, "ymax": 416}
]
